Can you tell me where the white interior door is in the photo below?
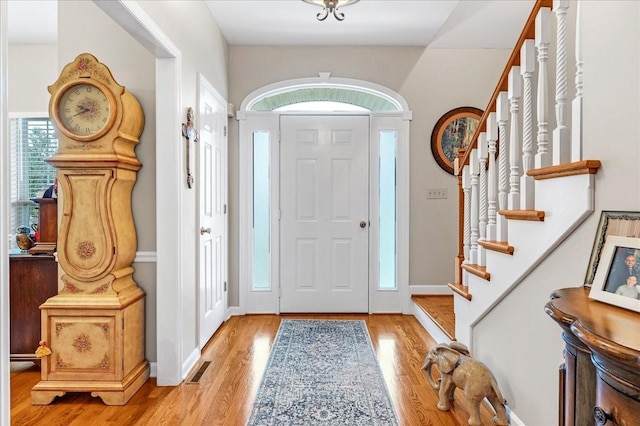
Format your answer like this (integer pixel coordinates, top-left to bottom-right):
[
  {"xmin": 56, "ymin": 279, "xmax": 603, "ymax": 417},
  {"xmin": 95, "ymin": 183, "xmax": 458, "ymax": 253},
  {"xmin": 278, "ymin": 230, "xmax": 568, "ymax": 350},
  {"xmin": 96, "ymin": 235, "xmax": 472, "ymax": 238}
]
[
  {"xmin": 280, "ymin": 115, "xmax": 369, "ymax": 313},
  {"xmin": 198, "ymin": 76, "xmax": 227, "ymax": 349}
]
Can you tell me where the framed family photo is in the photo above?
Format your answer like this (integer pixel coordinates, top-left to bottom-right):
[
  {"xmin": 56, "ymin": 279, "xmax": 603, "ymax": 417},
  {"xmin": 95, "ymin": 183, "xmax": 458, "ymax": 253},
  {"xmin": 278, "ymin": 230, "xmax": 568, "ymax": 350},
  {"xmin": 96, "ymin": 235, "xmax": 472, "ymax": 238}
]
[
  {"xmin": 584, "ymin": 210, "xmax": 640, "ymax": 286},
  {"xmin": 589, "ymin": 235, "xmax": 640, "ymax": 313}
]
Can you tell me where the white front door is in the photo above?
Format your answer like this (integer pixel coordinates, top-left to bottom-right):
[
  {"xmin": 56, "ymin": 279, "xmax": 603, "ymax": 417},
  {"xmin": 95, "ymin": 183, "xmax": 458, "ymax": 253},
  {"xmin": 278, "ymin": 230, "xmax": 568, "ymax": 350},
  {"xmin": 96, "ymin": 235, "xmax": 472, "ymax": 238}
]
[
  {"xmin": 198, "ymin": 76, "xmax": 227, "ymax": 349},
  {"xmin": 279, "ymin": 115, "xmax": 370, "ymax": 313}
]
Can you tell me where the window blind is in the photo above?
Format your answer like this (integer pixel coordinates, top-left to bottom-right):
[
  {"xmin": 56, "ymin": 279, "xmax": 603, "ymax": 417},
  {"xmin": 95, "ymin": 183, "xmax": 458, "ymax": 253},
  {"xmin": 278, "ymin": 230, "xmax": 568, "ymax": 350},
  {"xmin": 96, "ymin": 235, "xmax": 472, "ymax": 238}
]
[{"xmin": 10, "ymin": 117, "xmax": 58, "ymax": 248}]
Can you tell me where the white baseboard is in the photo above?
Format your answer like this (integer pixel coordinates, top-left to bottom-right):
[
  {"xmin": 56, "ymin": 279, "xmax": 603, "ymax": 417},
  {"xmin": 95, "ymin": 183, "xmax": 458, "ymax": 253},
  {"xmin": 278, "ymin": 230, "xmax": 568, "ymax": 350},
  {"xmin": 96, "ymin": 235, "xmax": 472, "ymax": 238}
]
[
  {"xmin": 478, "ymin": 400, "xmax": 526, "ymax": 426},
  {"xmin": 181, "ymin": 347, "xmax": 200, "ymax": 381},
  {"xmin": 149, "ymin": 362, "xmax": 157, "ymax": 378},
  {"xmin": 227, "ymin": 306, "xmax": 242, "ymax": 317},
  {"xmin": 507, "ymin": 407, "xmax": 526, "ymax": 426},
  {"xmin": 409, "ymin": 284, "xmax": 453, "ymax": 295}
]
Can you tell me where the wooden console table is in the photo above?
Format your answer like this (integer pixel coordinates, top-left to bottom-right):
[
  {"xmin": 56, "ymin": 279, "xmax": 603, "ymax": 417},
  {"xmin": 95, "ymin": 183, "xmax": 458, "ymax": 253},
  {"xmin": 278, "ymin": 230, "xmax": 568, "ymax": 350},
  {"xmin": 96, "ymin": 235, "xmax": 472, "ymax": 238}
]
[
  {"xmin": 545, "ymin": 287, "xmax": 640, "ymax": 425},
  {"xmin": 9, "ymin": 253, "xmax": 58, "ymax": 361}
]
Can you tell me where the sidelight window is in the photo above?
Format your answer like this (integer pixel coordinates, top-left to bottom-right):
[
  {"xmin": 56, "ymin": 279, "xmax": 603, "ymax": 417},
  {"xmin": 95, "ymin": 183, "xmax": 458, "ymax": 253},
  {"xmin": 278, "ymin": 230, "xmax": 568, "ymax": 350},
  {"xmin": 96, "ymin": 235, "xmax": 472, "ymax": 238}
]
[
  {"xmin": 253, "ymin": 131, "xmax": 270, "ymax": 290},
  {"xmin": 379, "ymin": 130, "xmax": 397, "ymax": 290}
]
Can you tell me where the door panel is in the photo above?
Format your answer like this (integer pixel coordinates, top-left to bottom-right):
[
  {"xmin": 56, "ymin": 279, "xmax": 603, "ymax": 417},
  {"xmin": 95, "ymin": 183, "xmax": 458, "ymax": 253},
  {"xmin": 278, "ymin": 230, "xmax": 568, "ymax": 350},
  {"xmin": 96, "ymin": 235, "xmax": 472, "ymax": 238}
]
[
  {"xmin": 280, "ymin": 115, "xmax": 369, "ymax": 313},
  {"xmin": 198, "ymin": 76, "xmax": 227, "ymax": 349}
]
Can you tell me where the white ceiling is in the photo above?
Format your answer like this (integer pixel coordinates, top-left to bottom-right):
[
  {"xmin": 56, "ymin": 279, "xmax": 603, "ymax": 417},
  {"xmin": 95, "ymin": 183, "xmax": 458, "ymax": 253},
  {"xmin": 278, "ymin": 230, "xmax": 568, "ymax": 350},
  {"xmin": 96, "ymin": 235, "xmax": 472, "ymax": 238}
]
[
  {"xmin": 7, "ymin": 0, "xmax": 57, "ymax": 45},
  {"xmin": 204, "ymin": 0, "xmax": 535, "ymax": 48},
  {"xmin": 7, "ymin": 0, "xmax": 535, "ymax": 49}
]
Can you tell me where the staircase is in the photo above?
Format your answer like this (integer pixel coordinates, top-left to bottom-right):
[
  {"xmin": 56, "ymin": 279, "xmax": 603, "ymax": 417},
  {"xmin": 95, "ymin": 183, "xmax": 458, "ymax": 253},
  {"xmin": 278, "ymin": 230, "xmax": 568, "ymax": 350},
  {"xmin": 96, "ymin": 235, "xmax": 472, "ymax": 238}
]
[{"xmin": 415, "ymin": 0, "xmax": 600, "ymax": 348}]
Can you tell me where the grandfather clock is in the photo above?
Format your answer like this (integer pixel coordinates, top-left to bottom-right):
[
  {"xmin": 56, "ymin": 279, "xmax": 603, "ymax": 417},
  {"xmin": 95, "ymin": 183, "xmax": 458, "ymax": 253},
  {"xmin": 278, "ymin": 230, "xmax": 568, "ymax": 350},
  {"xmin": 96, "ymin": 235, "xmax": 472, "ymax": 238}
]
[{"xmin": 31, "ymin": 53, "xmax": 149, "ymax": 405}]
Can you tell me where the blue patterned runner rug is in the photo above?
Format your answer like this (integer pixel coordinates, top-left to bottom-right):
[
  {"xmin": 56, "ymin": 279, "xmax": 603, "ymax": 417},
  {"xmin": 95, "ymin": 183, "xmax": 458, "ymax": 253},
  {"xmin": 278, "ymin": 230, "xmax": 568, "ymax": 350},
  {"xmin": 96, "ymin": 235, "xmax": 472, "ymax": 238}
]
[{"xmin": 247, "ymin": 319, "xmax": 399, "ymax": 425}]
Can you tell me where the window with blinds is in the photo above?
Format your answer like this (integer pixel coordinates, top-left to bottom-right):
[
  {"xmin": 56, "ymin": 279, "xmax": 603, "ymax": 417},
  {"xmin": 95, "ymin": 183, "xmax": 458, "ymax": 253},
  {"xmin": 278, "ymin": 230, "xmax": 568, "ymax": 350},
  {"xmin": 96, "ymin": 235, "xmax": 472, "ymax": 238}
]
[{"xmin": 10, "ymin": 116, "xmax": 58, "ymax": 248}]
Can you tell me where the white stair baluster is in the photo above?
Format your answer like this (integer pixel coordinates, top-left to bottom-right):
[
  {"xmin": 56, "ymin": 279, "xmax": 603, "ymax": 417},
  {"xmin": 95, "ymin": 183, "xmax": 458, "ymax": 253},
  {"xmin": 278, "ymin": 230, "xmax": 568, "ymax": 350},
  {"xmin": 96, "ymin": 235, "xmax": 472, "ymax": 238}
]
[
  {"xmin": 553, "ymin": 0, "xmax": 571, "ymax": 165},
  {"xmin": 486, "ymin": 112, "xmax": 498, "ymax": 242},
  {"xmin": 496, "ymin": 92, "xmax": 509, "ymax": 243},
  {"xmin": 508, "ymin": 67, "xmax": 522, "ymax": 210},
  {"xmin": 571, "ymin": 0, "xmax": 583, "ymax": 162},
  {"xmin": 462, "ymin": 165, "xmax": 471, "ymax": 263},
  {"xmin": 477, "ymin": 133, "xmax": 488, "ymax": 267},
  {"xmin": 535, "ymin": 7, "xmax": 551, "ymax": 169},
  {"xmin": 469, "ymin": 149, "xmax": 479, "ymax": 265},
  {"xmin": 520, "ymin": 40, "xmax": 536, "ymax": 209}
]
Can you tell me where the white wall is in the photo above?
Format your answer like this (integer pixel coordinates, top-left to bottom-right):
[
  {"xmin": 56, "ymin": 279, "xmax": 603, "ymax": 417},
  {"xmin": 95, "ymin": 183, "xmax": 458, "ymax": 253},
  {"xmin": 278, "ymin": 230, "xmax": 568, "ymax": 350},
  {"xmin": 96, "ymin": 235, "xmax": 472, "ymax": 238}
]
[
  {"xmin": 227, "ymin": 46, "xmax": 510, "ymax": 306},
  {"xmin": 136, "ymin": 0, "xmax": 229, "ymax": 362},
  {"xmin": 400, "ymin": 48, "xmax": 510, "ymax": 287},
  {"xmin": 473, "ymin": 2, "xmax": 640, "ymax": 425},
  {"xmin": 8, "ymin": 45, "xmax": 57, "ymax": 112}
]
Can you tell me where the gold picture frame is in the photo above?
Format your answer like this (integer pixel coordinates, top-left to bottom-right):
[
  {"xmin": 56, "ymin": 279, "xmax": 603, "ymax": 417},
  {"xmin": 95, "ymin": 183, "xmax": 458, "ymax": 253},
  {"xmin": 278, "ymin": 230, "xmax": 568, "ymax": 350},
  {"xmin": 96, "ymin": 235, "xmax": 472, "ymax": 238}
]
[
  {"xmin": 588, "ymin": 235, "xmax": 640, "ymax": 313},
  {"xmin": 430, "ymin": 107, "xmax": 483, "ymax": 175}
]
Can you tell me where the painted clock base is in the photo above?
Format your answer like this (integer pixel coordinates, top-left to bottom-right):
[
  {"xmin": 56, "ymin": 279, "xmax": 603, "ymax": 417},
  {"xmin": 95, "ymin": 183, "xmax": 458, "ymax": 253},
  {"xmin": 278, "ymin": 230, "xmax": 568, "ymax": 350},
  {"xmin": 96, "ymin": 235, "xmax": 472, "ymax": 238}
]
[
  {"xmin": 31, "ymin": 360, "xmax": 149, "ymax": 406},
  {"xmin": 32, "ymin": 290, "xmax": 148, "ymax": 406}
]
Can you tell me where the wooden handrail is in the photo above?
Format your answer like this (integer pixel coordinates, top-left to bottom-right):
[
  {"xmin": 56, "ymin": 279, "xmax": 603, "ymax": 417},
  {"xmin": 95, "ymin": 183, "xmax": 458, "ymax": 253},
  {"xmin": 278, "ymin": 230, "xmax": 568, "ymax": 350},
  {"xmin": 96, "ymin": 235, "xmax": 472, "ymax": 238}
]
[
  {"xmin": 458, "ymin": 0, "xmax": 553, "ymax": 173},
  {"xmin": 451, "ymin": 0, "xmax": 553, "ymax": 289}
]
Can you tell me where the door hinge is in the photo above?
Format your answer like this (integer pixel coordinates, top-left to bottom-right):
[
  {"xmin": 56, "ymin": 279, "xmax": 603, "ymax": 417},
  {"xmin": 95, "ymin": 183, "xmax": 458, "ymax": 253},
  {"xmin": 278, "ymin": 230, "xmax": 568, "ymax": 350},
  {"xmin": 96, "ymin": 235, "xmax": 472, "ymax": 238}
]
[
  {"xmin": 224, "ymin": 204, "xmax": 227, "ymax": 214},
  {"xmin": 278, "ymin": 209, "xmax": 281, "ymax": 220},
  {"xmin": 224, "ymin": 125, "xmax": 227, "ymax": 137},
  {"xmin": 122, "ymin": 318, "xmax": 125, "ymax": 330},
  {"xmin": 224, "ymin": 281, "xmax": 227, "ymax": 291}
]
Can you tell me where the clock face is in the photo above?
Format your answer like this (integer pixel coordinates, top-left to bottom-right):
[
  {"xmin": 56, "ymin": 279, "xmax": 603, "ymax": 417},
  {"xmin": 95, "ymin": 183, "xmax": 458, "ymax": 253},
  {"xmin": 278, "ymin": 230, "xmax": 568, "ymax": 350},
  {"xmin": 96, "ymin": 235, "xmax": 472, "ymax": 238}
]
[{"xmin": 57, "ymin": 83, "xmax": 112, "ymax": 138}]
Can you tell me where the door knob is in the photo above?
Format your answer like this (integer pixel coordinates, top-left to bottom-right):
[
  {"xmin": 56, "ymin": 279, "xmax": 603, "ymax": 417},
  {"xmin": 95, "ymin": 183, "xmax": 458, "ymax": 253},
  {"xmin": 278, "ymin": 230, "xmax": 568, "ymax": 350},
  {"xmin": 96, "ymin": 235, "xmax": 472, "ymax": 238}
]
[
  {"xmin": 200, "ymin": 227, "xmax": 212, "ymax": 235},
  {"xmin": 359, "ymin": 221, "xmax": 367, "ymax": 229}
]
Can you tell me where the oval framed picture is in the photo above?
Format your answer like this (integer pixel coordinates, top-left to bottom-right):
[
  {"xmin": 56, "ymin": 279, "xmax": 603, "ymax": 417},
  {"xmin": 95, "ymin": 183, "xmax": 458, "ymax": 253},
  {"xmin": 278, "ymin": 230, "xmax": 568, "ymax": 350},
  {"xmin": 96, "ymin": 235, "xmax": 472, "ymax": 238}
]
[{"xmin": 430, "ymin": 107, "xmax": 483, "ymax": 175}]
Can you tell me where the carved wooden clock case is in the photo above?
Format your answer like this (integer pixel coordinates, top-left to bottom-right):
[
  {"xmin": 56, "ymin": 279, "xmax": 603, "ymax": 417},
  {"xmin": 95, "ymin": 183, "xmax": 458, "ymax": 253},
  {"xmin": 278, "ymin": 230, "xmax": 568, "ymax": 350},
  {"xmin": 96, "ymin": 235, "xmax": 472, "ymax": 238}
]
[{"xmin": 31, "ymin": 53, "xmax": 149, "ymax": 405}]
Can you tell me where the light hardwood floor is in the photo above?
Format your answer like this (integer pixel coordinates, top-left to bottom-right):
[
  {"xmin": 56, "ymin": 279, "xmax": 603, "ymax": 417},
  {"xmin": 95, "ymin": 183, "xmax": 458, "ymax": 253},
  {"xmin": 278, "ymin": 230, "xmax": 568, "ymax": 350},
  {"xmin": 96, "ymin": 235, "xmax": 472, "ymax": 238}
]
[
  {"xmin": 11, "ymin": 314, "xmax": 497, "ymax": 425},
  {"xmin": 412, "ymin": 295, "xmax": 455, "ymax": 340}
]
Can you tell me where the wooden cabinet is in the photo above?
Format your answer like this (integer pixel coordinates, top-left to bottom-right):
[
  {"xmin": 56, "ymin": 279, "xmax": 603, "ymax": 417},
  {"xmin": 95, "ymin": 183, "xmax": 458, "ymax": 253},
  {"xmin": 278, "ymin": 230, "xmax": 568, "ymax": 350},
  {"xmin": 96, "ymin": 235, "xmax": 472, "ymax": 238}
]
[
  {"xmin": 545, "ymin": 287, "xmax": 640, "ymax": 426},
  {"xmin": 30, "ymin": 198, "xmax": 57, "ymax": 255},
  {"xmin": 9, "ymin": 254, "xmax": 58, "ymax": 361}
]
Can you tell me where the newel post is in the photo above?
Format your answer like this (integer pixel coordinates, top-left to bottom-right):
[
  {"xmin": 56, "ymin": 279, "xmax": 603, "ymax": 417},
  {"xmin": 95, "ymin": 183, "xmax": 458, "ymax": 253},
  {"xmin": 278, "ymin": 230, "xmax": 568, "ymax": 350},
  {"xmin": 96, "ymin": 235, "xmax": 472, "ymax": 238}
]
[{"xmin": 454, "ymin": 149, "xmax": 466, "ymax": 284}]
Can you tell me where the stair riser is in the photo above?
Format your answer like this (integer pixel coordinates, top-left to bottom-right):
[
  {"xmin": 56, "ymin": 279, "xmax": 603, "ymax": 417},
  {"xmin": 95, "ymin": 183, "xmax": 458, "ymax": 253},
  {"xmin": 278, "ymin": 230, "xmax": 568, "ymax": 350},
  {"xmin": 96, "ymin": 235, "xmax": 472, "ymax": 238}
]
[{"xmin": 455, "ymin": 174, "xmax": 596, "ymax": 346}]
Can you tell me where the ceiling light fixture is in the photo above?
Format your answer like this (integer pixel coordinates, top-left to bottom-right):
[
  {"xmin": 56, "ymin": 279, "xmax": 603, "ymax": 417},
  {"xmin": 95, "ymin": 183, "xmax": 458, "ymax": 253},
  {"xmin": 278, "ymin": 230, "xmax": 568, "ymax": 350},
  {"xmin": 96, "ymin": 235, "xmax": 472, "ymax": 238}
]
[{"xmin": 302, "ymin": 0, "xmax": 360, "ymax": 22}]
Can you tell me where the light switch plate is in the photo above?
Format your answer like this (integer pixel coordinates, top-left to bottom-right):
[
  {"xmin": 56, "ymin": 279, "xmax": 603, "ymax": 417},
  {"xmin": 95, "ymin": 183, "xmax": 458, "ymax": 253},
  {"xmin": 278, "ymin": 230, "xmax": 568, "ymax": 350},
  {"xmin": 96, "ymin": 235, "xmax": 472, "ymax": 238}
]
[{"xmin": 427, "ymin": 188, "xmax": 447, "ymax": 199}]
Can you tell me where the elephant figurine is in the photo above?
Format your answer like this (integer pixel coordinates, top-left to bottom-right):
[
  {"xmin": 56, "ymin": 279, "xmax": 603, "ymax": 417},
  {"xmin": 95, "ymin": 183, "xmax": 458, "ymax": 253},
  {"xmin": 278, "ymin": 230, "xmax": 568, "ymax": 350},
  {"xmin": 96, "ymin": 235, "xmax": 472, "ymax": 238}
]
[{"xmin": 422, "ymin": 342, "xmax": 508, "ymax": 426}]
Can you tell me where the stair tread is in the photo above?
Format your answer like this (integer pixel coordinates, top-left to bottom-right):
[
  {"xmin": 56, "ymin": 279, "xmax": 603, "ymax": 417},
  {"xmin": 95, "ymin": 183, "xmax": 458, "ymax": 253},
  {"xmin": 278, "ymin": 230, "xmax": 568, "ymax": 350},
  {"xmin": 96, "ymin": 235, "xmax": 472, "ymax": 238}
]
[
  {"xmin": 499, "ymin": 209, "xmax": 545, "ymax": 221},
  {"xmin": 461, "ymin": 263, "xmax": 491, "ymax": 280},
  {"xmin": 412, "ymin": 295, "xmax": 455, "ymax": 340},
  {"xmin": 478, "ymin": 240, "xmax": 514, "ymax": 255},
  {"xmin": 527, "ymin": 159, "xmax": 601, "ymax": 180},
  {"xmin": 448, "ymin": 282, "xmax": 472, "ymax": 300}
]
